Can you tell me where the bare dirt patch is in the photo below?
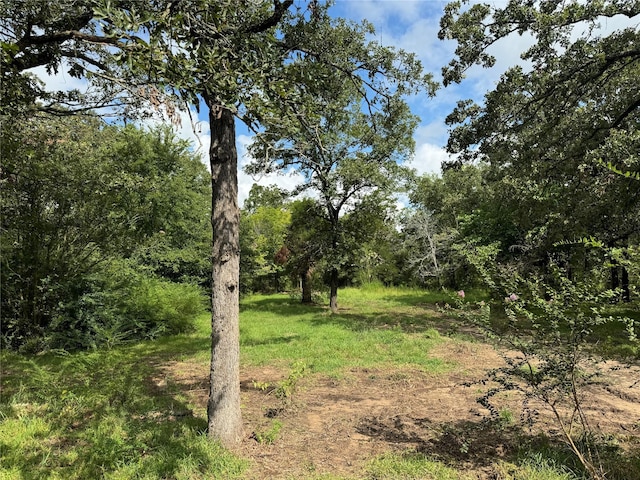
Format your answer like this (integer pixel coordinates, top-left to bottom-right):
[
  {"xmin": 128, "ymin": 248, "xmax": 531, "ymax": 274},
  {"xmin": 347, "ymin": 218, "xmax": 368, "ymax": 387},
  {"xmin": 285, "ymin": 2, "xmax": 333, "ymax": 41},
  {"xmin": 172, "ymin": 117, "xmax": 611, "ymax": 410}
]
[{"xmin": 154, "ymin": 339, "xmax": 640, "ymax": 479}]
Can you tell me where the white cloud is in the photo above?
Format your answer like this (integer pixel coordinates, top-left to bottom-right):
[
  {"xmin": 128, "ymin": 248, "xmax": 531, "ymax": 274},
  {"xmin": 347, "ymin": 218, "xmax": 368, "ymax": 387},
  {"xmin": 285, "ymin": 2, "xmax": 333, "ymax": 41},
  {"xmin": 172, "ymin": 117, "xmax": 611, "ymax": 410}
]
[
  {"xmin": 408, "ymin": 142, "xmax": 452, "ymax": 176},
  {"xmin": 335, "ymin": 0, "xmax": 425, "ymax": 26}
]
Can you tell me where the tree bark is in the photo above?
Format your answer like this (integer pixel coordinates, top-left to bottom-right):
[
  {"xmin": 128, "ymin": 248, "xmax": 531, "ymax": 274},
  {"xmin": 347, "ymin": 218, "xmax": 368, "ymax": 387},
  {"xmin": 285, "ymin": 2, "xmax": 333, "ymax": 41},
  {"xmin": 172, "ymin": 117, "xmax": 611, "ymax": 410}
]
[
  {"xmin": 611, "ymin": 263, "xmax": 620, "ymax": 290},
  {"xmin": 328, "ymin": 205, "xmax": 340, "ymax": 313},
  {"xmin": 206, "ymin": 101, "xmax": 243, "ymax": 446},
  {"xmin": 301, "ymin": 264, "xmax": 313, "ymax": 304},
  {"xmin": 621, "ymin": 266, "xmax": 630, "ymax": 303}
]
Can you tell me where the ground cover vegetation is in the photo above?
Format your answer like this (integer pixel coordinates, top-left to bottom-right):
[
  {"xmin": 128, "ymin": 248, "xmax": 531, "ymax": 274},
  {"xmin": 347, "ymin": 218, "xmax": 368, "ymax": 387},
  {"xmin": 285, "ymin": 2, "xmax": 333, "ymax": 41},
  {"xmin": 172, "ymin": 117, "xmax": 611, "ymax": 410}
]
[
  {"xmin": 1, "ymin": 288, "xmax": 638, "ymax": 479},
  {"xmin": 1, "ymin": 0, "xmax": 639, "ymax": 476}
]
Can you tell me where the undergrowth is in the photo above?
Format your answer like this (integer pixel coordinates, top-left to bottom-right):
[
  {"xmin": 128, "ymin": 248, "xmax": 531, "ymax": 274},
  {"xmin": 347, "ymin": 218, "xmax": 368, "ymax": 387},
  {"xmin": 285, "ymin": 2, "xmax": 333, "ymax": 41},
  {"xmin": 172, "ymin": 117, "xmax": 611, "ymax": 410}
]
[{"xmin": 2, "ymin": 286, "xmax": 638, "ymax": 479}]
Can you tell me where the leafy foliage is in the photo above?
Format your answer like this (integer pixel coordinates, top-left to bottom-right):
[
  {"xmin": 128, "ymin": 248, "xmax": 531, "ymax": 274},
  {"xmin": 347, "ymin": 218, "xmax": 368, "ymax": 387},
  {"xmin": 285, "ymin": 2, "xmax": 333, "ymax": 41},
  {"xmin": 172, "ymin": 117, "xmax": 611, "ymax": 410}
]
[
  {"xmin": 1, "ymin": 115, "xmax": 210, "ymax": 350},
  {"xmin": 240, "ymin": 203, "xmax": 291, "ymax": 293},
  {"xmin": 453, "ymin": 243, "xmax": 637, "ymax": 479},
  {"xmin": 439, "ymin": 0, "xmax": 640, "ymax": 277},
  {"xmin": 50, "ymin": 259, "xmax": 206, "ymax": 351}
]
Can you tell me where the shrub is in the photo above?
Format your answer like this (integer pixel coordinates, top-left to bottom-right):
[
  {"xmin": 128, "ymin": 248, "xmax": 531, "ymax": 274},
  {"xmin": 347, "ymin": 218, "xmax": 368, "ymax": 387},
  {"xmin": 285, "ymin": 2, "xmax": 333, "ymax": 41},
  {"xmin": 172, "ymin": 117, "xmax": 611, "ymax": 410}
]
[
  {"xmin": 46, "ymin": 259, "xmax": 206, "ymax": 350},
  {"xmin": 453, "ymin": 243, "xmax": 637, "ymax": 480}
]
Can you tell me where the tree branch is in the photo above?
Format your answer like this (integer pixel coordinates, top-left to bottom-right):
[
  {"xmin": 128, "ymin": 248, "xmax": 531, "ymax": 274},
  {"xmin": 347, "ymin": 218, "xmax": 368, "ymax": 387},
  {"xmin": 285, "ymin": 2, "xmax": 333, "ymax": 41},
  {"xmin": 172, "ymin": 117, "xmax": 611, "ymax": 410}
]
[{"xmin": 245, "ymin": 0, "xmax": 294, "ymax": 34}]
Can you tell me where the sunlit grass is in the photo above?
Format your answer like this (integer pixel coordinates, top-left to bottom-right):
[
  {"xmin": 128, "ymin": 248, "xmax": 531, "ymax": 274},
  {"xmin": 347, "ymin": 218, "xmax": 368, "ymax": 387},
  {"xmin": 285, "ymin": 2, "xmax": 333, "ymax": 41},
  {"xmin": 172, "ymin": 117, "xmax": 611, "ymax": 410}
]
[
  {"xmin": 366, "ymin": 451, "xmax": 471, "ymax": 479},
  {"xmin": 0, "ymin": 345, "xmax": 247, "ymax": 480},
  {"xmin": 239, "ymin": 291, "xmax": 452, "ymax": 374}
]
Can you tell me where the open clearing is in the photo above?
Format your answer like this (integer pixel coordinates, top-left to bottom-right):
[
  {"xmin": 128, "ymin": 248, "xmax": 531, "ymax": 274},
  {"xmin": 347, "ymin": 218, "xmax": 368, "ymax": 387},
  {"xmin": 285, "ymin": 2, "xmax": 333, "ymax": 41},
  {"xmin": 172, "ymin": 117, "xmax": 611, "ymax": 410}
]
[
  {"xmin": 3, "ymin": 289, "xmax": 640, "ymax": 479},
  {"xmin": 157, "ymin": 325, "xmax": 640, "ymax": 479}
]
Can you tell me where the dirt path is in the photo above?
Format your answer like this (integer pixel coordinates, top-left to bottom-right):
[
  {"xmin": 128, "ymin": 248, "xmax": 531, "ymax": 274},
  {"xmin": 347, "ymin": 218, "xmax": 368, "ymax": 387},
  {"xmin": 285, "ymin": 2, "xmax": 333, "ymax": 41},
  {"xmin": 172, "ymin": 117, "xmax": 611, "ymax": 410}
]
[{"xmin": 155, "ymin": 339, "xmax": 640, "ymax": 479}]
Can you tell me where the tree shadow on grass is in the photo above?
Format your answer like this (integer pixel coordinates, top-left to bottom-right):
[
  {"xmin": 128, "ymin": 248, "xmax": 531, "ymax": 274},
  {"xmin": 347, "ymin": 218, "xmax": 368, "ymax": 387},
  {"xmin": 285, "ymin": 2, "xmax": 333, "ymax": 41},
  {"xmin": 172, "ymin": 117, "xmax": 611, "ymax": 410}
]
[
  {"xmin": 357, "ymin": 415, "xmax": 573, "ymax": 471},
  {"xmin": 240, "ymin": 295, "xmax": 326, "ymax": 316},
  {"xmin": 309, "ymin": 309, "xmax": 461, "ymax": 337},
  {"xmin": 241, "ymin": 334, "xmax": 302, "ymax": 347},
  {"xmin": 356, "ymin": 414, "xmax": 640, "ymax": 479},
  {"xmin": 0, "ymin": 347, "xmax": 246, "ymax": 480},
  {"xmin": 132, "ymin": 334, "xmax": 211, "ymax": 361}
]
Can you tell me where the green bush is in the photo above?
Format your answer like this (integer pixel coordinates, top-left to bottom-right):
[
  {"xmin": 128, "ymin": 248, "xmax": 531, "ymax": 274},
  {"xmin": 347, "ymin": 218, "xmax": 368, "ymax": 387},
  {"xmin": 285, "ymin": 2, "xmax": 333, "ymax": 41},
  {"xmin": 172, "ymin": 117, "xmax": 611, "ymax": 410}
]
[
  {"xmin": 46, "ymin": 259, "xmax": 206, "ymax": 350},
  {"xmin": 125, "ymin": 274, "xmax": 206, "ymax": 334}
]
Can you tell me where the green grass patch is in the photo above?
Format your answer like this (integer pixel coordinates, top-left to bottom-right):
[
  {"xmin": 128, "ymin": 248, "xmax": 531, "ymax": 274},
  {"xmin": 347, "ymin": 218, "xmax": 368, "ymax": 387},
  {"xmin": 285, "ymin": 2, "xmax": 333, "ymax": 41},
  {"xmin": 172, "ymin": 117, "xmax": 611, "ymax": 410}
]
[
  {"xmin": 0, "ymin": 286, "xmax": 460, "ymax": 479},
  {"xmin": 2, "ymin": 285, "xmax": 635, "ymax": 479},
  {"xmin": 239, "ymin": 291, "xmax": 451, "ymax": 374},
  {"xmin": 0, "ymin": 342, "xmax": 247, "ymax": 480},
  {"xmin": 366, "ymin": 451, "xmax": 469, "ymax": 479}
]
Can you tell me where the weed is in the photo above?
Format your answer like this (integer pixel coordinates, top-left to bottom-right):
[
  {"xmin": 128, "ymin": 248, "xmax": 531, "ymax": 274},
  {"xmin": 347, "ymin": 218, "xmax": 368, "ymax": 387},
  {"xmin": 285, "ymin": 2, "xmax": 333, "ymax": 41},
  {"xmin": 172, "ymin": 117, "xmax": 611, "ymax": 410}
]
[
  {"xmin": 252, "ymin": 419, "xmax": 283, "ymax": 445},
  {"xmin": 251, "ymin": 380, "xmax": 271, "ymax": 391},
  {"xmin": 274, "ymin": 360, "xmax": 308, "ymax": 404},
  {"xmin": 498, "ymin": 407, "xmax": 515, "ymax": 427}
]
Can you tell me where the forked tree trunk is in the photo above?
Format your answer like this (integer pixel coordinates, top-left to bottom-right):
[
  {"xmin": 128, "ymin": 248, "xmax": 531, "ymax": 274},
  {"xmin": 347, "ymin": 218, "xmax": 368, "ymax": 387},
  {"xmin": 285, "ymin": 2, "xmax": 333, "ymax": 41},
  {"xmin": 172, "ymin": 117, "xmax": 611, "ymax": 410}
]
[{"xmin": 206, "ymin": 101, "xmax": 243, "ymax": 446}]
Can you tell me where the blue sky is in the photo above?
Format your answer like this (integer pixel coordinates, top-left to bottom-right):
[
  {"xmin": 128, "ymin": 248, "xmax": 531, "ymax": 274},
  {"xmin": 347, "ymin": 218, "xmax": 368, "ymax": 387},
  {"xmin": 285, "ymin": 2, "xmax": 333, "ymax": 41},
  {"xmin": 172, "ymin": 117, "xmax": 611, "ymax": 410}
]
[{"xmin": 32, "ymin": 1, "xmax": 636, "ymax": 206}]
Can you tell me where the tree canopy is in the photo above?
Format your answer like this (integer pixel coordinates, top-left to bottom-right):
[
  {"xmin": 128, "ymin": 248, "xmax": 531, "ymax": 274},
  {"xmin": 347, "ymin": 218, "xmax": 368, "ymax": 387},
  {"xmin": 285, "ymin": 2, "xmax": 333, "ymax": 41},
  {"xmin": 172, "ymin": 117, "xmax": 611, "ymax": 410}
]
[{"xmin": 439, "ymin": 0, "xmax": 640, "ymax": 278}]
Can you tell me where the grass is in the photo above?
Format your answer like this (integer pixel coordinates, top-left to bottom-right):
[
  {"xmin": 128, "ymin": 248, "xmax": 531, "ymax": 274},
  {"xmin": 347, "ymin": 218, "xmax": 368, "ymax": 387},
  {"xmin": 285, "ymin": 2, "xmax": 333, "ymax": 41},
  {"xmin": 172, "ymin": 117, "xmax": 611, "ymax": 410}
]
[
  {"xmin": 239, "ymin": 289, "xmax": 451, "ymax": 374},
  {"xmin": 1, "ymin": 285, "xmax": 637, "ymax": 479},
  {"xmin": 0, "ymin": 342, "xmax": 247, "ymax": 480},
  {"xmin": 366, "ymin": 451, "xmax": 470, "ymax": 479}
]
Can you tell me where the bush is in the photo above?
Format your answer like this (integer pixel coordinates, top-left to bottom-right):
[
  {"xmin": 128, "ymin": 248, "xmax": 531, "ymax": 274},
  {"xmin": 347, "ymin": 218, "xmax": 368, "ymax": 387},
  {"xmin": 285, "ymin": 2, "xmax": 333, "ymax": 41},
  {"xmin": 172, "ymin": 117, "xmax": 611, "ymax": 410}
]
[
  {"xmin": 125, "ymin": 274, "xmax": 206, "ymax": 334},
  {"xmin": 453, "ymin": 243, "xmax": 637, "ymax": 480},
  {"xmin": 45, "ymin": 259, "xmax": 207, "ymax": 351}
]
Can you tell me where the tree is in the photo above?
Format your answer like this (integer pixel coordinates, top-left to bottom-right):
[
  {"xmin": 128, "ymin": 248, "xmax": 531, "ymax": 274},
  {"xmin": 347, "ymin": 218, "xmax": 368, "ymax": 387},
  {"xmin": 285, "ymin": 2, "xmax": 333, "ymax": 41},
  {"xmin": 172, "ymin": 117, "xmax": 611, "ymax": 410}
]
[
  {"xmin": 243, "ymin": 184, "xmax": 289, "ymax": 213},
  {"xmin": 439, "ymin": 3, "xmax": 640, "ymax": 473},
  {"xmin": 402, "ymin": 210, "xmax": 447, "ymax": 284},
  {"xmin": 342, "ymin": 193, "xmax": 404, "ymax": 287},
  {"xmin": 240, "ymin": 184, "xmax": 291, "ymax": 293},
  {"xmin": 136, "ymin": 1, "xmax": 430, "ymax": 441},
  {"xmin": 0, "ymin": 0, "xmax": 173, "ymax": 118},
  {"xmin": 248, "ymin": 80, "xmax": 424, "ymax": 311},
  {"xmin": 2, "ymin": 0, "xmax": 431, "ymax": 444},
  {"xmin": 0, "ymin": 114, "xmax": 209, "ymax": 349},
  {"xmin": 283, "ymin": 198, "xmax": 332, "ymax": 303},
  {"xmin": 239, "ymin": 202, "xmax": 291, "ymax": 293},
  {"xmin": 404, "ymin": 165, "xmax": 499, "ymax": 287},
  {"xmin": 439, "ymin": 0, "xmax": 640, "ymax": 292}
]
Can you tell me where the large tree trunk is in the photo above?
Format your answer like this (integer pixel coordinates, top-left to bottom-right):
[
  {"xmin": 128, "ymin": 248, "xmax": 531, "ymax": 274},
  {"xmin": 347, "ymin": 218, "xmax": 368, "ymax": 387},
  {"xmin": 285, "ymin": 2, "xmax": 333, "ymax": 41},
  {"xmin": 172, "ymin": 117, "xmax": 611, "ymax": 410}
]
[
  {"xmin": 206, "ymin": 102, "xmax": 243, "ymax": 446},
  {"xmin": 301, "ymin": 264, "xmax": 313, "ymax": 304}
]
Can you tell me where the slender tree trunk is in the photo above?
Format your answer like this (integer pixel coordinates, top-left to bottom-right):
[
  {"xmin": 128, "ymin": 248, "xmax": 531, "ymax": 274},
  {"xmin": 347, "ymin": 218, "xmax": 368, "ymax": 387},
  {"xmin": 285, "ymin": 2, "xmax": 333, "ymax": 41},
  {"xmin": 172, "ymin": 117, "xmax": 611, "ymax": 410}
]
[
  {"xmin": 329, "ymin": 268, "xmax": 339, "ymax": 313},
  {"xmin": 301, "ymin": 264, "xmax": 313, "ymax": 304},
  {"xmin": 621, "ymin": 266, "xmax": 630, "ymax": 303},
  {"xmin": 328, "ymin": 206, "xmax": 340, "ymax": 313},
  {"xmin": 611, "ymin": 262, "xmax": 620, "ymax": 290},
  {"xmin": 206, "ymin": 101, "xmax": 243, "ymax": 446}
]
